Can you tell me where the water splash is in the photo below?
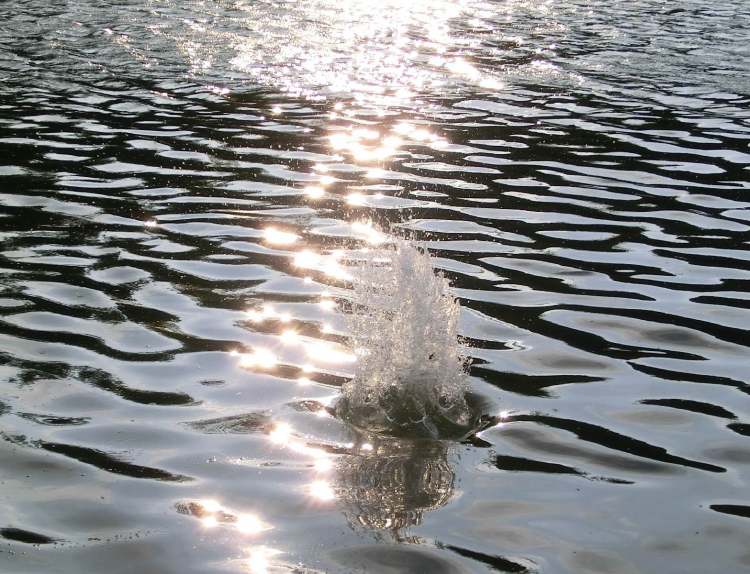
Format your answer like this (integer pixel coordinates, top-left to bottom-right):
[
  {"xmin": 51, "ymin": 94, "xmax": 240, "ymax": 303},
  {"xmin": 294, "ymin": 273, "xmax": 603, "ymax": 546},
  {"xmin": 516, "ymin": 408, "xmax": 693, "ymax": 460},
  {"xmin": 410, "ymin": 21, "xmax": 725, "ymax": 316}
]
[{"xmin": 335, "ymin": 239, "xmax": 477, "ymax": 438}]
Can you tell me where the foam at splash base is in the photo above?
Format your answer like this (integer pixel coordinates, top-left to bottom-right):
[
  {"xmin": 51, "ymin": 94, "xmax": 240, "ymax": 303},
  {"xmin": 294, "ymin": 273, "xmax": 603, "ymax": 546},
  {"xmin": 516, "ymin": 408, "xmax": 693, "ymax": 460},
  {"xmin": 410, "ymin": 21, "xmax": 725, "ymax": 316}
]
[{"xmin": 336, "ymin": 239, "xmax": 479, "ymax": 438}]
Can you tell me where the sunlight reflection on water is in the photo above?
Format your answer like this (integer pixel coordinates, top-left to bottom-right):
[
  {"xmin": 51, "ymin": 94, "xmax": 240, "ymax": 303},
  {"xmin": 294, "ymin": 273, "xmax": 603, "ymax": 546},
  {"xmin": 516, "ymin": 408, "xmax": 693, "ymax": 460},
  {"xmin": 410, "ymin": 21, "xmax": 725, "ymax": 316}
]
[
  {"xmin": 150, "ymin": 0, "xmax": 514, "ymax": 104},
  {"xmin": 4, "ymin": 0, "xmax": 749, "ymax": 572}
]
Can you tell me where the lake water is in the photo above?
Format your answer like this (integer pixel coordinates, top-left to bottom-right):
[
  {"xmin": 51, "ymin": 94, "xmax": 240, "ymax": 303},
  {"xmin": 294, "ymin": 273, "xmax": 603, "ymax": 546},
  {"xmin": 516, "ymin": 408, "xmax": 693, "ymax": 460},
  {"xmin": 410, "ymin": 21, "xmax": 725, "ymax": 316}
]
[{"xmin": 1, "ymin": 1, "xmax": 749, "ymax": 572}]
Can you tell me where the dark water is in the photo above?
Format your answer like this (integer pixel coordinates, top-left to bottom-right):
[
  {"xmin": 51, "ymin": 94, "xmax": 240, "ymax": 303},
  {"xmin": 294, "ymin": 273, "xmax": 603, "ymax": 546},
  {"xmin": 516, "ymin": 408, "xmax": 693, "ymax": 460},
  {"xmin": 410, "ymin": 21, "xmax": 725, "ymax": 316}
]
[{"xmin": 1, "ymin": 1, "xmax": 749, "ymax": 572}]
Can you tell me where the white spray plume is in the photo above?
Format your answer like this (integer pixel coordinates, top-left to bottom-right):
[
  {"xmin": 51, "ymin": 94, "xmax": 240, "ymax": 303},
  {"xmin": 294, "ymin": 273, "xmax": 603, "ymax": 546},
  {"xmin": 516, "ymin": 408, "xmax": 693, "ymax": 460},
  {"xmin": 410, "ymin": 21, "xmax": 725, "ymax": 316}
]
[{"xmin": 337, "ymin": 238, "xmax": 473, "ymax": 437}]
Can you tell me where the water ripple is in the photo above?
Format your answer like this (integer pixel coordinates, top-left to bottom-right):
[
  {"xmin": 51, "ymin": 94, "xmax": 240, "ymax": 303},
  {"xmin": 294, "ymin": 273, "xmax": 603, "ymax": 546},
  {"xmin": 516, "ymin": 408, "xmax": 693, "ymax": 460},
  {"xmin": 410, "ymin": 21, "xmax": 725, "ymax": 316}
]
[{"xmin": 0, "ymin": 0, "xmax": 749, "ymax": 572}]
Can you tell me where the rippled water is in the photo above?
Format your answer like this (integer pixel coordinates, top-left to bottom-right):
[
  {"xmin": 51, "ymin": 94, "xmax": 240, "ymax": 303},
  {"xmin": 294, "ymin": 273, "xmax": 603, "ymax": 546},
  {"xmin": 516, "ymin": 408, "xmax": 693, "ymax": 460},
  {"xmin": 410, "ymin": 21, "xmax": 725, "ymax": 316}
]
[{"xmin": 1, "ymin": 1, "xmax": 749, "ymax": 572}]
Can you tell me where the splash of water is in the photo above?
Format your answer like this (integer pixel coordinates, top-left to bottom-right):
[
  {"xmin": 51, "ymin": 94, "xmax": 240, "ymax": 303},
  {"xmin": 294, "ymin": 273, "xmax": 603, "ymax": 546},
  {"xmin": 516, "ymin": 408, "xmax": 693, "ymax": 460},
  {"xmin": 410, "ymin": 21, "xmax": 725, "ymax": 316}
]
[{"xmin": 336, "ymin": 239, "xmax": 475, "ymax": 438}]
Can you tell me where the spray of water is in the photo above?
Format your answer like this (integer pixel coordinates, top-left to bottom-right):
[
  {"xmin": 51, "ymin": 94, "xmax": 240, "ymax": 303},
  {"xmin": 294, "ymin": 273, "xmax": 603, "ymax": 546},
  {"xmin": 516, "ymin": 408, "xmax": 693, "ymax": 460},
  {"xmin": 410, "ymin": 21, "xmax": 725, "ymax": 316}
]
[{"xmin": 335, "ymin": 239, "xmax": 476, "ymax": 438}]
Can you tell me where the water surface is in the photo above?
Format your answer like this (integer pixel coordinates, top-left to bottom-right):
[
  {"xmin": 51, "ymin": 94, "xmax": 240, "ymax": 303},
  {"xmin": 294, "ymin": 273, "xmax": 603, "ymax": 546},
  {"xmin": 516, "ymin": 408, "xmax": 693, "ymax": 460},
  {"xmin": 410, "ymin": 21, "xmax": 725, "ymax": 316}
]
[{"xmin": 1, "ymin": 1, "xmax": 749, "ymax": 572}]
